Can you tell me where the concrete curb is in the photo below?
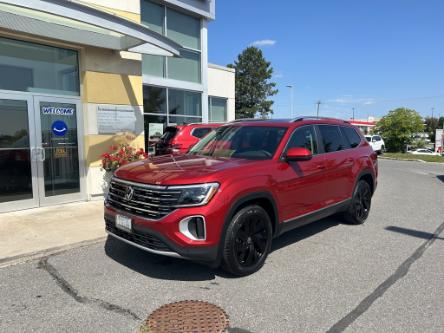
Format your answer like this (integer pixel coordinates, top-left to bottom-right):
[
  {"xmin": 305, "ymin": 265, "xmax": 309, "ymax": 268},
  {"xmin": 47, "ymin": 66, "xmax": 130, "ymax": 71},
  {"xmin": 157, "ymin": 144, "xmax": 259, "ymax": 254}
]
[
  {"xmin": 0, "ymin": 237, "xmax": 107, "ymax": 268},
  {"xmin": 379, "ymin": 156, "xmax": 444, "ymax": 165}
]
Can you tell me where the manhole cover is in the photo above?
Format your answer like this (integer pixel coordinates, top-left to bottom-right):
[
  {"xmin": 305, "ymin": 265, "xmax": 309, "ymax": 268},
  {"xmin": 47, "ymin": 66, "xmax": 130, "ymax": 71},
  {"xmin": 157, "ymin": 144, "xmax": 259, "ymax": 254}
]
[{"xmin": 144, "ymin": 300, "xmax": 229, "ymax": 333}]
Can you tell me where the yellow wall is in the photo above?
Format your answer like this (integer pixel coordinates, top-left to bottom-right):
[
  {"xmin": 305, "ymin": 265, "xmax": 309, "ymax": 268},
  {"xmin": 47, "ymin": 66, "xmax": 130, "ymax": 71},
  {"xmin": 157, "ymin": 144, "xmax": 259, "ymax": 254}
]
[{"xmin": 83, "ymin": 71, "xmax": 143, "ymax": 106}]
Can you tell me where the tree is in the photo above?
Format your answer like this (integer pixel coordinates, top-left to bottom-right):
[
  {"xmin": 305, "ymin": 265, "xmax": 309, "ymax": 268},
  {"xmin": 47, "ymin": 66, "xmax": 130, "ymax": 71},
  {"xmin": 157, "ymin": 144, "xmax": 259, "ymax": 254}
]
[
  {"xmin": 228, "ymin": 47, "xmax": 278, "ymax": 119},
  {"xmin": 375, "ymin": 107, "xmax": 424, "ymax": 152},
  {"xmin": 424, "ymin": 116, "xmax": 444, "ymax": 142}
]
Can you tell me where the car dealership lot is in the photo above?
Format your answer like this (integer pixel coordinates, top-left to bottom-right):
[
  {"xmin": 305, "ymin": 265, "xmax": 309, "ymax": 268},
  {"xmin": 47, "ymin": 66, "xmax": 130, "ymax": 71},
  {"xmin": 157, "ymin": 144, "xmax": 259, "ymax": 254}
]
[{"xmin": 1, "ymin": 159, "xmax": 443, "ymax": 333}]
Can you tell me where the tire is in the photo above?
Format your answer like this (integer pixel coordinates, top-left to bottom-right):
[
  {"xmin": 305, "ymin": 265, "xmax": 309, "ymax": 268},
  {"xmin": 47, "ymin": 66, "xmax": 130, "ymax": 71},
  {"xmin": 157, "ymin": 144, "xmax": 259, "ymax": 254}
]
[
  {"xmin": 222, "ymin": 205, "xmax": 273, "ymax": 276},
  {"xmin": 343, "ymin": 180, "xmax": 372, "ymax": 224}
]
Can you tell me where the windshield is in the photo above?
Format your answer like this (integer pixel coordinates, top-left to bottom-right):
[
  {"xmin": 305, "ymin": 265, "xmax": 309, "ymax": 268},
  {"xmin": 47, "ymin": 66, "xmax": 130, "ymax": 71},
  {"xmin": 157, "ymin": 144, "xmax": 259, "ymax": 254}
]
[{"xmin": 189, "ymin": 126, "xmax": 287, "ymax": 160}]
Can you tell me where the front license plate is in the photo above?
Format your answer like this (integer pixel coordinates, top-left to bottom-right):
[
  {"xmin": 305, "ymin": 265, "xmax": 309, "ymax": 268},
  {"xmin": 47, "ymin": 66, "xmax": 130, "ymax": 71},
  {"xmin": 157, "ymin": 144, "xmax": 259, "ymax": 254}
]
[{"xmin": 116, "ymin": 214, "xmax": 132, "ymax": 232}]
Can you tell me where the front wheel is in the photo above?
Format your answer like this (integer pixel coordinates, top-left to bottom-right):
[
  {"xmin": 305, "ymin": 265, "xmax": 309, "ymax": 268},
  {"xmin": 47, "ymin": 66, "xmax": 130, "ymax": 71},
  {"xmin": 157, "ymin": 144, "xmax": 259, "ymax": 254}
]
[
  {"xmin": 343, "ymin": 180, "xmax": 372, "ymax": 224},
  {"xmin": 222, "ymin": 205, "xmax": 272, "ymax": 276}
]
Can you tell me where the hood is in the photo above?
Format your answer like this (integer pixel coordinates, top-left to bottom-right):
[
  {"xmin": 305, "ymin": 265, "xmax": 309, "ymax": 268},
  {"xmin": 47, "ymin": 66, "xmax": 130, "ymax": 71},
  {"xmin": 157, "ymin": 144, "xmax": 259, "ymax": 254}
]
[{"xmin": 114, "ymin": 154, "xmax": 254, "ymax": 185}]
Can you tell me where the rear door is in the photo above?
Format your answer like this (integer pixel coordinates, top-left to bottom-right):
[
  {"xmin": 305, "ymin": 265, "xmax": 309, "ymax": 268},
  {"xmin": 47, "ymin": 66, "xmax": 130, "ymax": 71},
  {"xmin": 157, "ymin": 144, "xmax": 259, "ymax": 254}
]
[
  {"xmin": 275, "ymin": 125, "xmax": 327, "ymax": 221},
  {"xmin": 316, "ymin": 125, "xmax": 354, "ymax": 204}
]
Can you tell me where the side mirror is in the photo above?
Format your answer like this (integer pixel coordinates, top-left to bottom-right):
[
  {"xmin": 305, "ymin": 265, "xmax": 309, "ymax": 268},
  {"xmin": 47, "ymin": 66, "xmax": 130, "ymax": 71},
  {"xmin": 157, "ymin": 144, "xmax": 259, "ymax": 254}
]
[{"xmin": 285, "ymin": 147, "xmax": 312, "ymax": 162}]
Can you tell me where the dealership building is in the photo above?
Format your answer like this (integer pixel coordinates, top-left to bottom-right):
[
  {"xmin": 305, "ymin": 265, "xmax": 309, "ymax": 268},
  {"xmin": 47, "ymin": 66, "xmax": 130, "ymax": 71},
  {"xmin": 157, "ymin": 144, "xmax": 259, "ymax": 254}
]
[{"xmin": 0, "ymin": 0, "xmax": 235, "ymax": 213}]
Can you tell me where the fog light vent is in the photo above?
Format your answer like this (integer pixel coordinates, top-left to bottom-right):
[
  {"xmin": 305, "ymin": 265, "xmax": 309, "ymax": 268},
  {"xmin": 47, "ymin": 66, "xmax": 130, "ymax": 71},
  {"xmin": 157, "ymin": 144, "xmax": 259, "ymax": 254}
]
[{"xmin": 179, "ymin": 216, "xmax": 206, "ymax": 241}]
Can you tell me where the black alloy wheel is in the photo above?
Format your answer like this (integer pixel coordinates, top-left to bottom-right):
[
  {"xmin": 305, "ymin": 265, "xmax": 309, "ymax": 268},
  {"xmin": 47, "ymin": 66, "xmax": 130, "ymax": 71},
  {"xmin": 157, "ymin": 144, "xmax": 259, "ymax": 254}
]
[
  {"xmin": 344, "ymin": 180, "xmax": 372, "ymax": 224},
  {"xmin": 222, "ymin": 205, "xmax": 272, "ymax": 276},
  {"xmin": 234, "ymin": 213, "xmax": 268, "ymax": 267}
]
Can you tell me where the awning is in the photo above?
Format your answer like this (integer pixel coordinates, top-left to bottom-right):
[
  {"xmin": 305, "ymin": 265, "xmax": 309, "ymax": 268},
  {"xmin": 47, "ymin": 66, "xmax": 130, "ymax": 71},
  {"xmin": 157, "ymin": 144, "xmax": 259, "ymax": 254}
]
[{"xmin": 0, "ymin": 0, "xmax": 182, "ymax": 57}]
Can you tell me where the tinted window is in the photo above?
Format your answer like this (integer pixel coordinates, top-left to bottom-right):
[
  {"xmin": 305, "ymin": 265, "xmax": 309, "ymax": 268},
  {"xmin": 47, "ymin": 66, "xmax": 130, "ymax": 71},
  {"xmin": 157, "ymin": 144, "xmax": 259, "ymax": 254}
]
[
  {"xmin": 341, "ymin": 126, "xmax": 362, "ymax": 148},
  {"xmin": 189, "ymin": 126, "xmax": 287, "ymax": 160},
  {"xmin": 192, "ymin": 127, "xmax": 211, "ymax": 139},
  {"xmin": 365, "ymin": 136, "xmax": 371, "ymax": 142},
  {"xmin": 286, "ymin": 126, "xmax": 318, "ymax": 154},
  {"xmin": 160, "ymin": 127, "xmax": 178, "ymax": 141},
  {"xmin": 374, "ymin": 136, "xmax": 381, "ymax": 141},
  {"xmin": 318, "ymin": 125, "xmax": 348, "ymax": 153}
]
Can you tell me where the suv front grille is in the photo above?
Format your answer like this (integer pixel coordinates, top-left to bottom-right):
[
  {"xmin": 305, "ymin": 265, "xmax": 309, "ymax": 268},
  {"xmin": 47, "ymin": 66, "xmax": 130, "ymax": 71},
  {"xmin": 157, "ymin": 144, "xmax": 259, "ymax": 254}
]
[
  {"xmin": 105, "ymin": 219, "xmax": 171, "ymax": 252},
  {"xmin": 107, "ymin": 178, "xmax": 182, "ymax": 220}
]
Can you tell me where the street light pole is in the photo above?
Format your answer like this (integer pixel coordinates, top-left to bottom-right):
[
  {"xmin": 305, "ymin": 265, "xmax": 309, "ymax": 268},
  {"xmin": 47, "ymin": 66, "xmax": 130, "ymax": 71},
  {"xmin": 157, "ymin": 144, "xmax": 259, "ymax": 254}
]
[
  {"xmin": 352, "ymin": 107, "xmax": 355, "ymax": 121},
  {"xmin": 286, "ymin": 85, "xmax": 294, "ymax": 118},
  {"xmin": 316, "ymin": 100, "xmax": 322, "ymax": 117}
]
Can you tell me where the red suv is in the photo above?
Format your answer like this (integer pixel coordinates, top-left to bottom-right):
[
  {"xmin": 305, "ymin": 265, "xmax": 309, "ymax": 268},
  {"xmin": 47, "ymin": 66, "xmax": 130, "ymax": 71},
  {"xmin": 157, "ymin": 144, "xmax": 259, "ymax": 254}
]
[
  {"xmin": 105, "ymin": 118, "xmax": 378, "ymax": 276},
  {"xmin": 155, "ymin": 123, "xmax": 222, "ymax": 156}
]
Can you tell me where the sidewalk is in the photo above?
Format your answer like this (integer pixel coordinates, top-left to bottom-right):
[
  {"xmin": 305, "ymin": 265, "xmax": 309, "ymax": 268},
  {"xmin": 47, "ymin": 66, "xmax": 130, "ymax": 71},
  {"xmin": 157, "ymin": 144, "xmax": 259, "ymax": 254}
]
[{"xmin": 0, "ymin": 201, "xmax": 106, "ymax": 265}]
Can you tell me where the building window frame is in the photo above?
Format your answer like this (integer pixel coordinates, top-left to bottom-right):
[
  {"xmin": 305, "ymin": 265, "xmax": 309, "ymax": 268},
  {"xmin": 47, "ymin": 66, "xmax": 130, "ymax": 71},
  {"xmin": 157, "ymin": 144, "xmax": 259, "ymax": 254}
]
[
  {"xmin": 141, "ymin": 0, "xmax": 202, "ymax": 84},
  {"xmin": 208, "ymin": 96, "xmax": 228, "ymax": 123}
]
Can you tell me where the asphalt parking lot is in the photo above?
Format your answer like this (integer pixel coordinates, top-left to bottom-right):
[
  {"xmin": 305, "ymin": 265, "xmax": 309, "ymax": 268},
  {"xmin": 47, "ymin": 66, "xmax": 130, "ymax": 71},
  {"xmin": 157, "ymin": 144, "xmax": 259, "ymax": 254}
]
[{"xmin": 1, "ymin": 159, "xmax": 443, "ymax": 333}]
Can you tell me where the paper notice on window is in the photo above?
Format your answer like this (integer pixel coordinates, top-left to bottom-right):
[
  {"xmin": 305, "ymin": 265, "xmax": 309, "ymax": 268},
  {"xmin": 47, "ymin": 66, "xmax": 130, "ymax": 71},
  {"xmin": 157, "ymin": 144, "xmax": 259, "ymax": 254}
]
[
  {"xmin": 148, "ymin": 123, "xmax": 164, "ymax": 139},
  {"xmin": 97, "ymin": 105, "xmax": 137, "ymax": 134}
]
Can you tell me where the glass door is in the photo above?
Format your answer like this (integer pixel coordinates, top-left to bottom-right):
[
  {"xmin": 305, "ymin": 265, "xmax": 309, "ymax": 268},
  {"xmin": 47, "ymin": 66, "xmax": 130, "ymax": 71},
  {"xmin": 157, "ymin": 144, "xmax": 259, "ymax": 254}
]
[
  {"xmin": 34, "ymin": 96, "xmax": 85, "ymax": 205},
  {"xmin": 0, "ymin": 93, "xmax": 39, "ymax": 212}
]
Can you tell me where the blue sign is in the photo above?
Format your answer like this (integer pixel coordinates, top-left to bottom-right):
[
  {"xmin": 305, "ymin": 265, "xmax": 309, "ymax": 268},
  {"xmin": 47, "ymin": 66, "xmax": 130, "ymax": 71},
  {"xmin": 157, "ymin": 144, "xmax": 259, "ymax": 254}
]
[{"xmin": 52, "ymin": 120, "xmax": 68, "ymax": 136}]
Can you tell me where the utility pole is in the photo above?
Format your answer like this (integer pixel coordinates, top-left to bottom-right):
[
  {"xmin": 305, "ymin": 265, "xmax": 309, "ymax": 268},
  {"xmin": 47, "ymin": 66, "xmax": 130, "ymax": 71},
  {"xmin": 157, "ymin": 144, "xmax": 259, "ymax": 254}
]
[
  {"xmin": 352, "ymin": 107, "xmax": 355, "ymax": 121},
  {"xmin": 316, "ymin": 100, "xmax": 322, "ymax": 117},
  {"xmin": 431, "ymin": 107, "xmax": 435, "ymax": 119},
  {"xmin": 286, "ymin": 85, "xmax": 294, "ymax": 118}
]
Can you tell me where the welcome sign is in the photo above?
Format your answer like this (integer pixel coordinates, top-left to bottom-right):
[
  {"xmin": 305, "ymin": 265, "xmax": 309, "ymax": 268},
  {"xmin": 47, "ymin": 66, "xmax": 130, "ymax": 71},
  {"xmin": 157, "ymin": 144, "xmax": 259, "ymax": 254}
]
[{"xmin": 42, "ymin": 106, "xmax": 74, "ymax": 116}]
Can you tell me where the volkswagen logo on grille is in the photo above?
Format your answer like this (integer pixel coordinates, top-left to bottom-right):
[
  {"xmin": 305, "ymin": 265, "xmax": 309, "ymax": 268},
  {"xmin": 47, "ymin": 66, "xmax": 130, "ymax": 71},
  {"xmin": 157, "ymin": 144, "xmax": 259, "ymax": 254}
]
[{"xmin": 124, "ymin": 186, "xmax": 134, "ymax": 201}]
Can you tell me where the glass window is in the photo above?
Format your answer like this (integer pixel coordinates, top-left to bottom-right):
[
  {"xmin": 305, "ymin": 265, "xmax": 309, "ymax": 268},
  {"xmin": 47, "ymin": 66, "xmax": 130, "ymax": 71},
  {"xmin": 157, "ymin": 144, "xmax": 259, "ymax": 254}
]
[
  {"xmin": 166, "ymin": 8, "xmax": 201, "ymax": 50},
  {"xmin": 0, "ymin": 99, "xmax": 32, "ymax": 203},
  {"xmin": 169, "ymin": 116, "xmax": 202, "ymax": 125},
  {"xmin": 0, "ymin": 37, "xmax": 79, "ymax": 95},
  {"xmin": 143, "ymin": 86, "xmax": 167, "ymax": 114},
  {"xmin": 192, "ymin": 127, "xmax": 212, "ymax": 139},
  {"xmin": 167, "ymin": 49, "xmax": 201, "ymax": 83},
  {"xmin": 189, "ymin": 126, "xmax": 287, "ymax": 160},
  {"xmin": 341, "ymin": 126, "xmax": 362, "ymax": 148},
  {"xmin": 168, "ymin": 89, "xmax": 202, "ymax": 116},
  {"xmin": 141, "ymin": 0, "xmax": 164, "ymax": 35},
  {"xmin": 142, "ymin": 54, "xmax": 165, "ymax": 78},
  {"xmin": 286, "ymin": 126, "xmax": 318, "ymax": 154},
  {"xmin": 209, "ymin": 97, "xmax": 227, "ymax": 122},
  {"xmin": 318, "ymin": 125, "xmax": 348, "ymax": 153}
]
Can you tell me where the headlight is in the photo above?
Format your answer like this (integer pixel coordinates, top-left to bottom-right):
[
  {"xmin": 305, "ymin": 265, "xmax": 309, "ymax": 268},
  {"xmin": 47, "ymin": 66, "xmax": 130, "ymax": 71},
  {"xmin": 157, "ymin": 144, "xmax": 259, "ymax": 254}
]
[{"xmin": 169, "ymin": 183, "xmax": 220, "ymax": 207}]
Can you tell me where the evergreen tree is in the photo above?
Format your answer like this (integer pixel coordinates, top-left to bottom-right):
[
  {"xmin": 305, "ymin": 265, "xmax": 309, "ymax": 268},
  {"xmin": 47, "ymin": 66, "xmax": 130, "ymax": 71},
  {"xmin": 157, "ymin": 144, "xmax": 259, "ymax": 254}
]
[{"xmin": 228, "ymin": 47, "xmax": 278, "ymax": 119}]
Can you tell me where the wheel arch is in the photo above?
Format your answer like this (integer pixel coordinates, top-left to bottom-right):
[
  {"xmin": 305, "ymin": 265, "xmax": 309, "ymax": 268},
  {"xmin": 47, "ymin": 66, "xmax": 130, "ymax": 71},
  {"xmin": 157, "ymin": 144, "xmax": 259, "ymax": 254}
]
[{"xmin": 356, "ymin": 170, "xmax": 375, "ymax": 194}]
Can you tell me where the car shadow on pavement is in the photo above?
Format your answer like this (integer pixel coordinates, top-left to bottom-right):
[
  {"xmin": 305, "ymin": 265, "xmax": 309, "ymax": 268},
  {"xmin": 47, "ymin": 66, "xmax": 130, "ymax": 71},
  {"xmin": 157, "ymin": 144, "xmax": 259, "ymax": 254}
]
[
  {"xmin": 436, "ymin": 175, "xmax": 444, "ymax": 183},
  {"xmin": 104, "ymin": 217, "xmax": 342, "ymax": 281},
  {"xmin": 385, "ymin": 226, "xmax": 444, "ymax": 240},
  {"xmin": 271, "ymin": 217, "xmax": 341, "ymax": 252}
]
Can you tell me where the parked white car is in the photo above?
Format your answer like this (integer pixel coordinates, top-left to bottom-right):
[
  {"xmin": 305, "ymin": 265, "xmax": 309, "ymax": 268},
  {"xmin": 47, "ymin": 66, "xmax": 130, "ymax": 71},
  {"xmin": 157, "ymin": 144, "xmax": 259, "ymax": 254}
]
[
  {"xmin": 365, "ymin": 135, "xmax": 385, "ymax": 154},
  {"xmin": 407, "ymin": 148, "xmax": 440, "ymax": 156}
]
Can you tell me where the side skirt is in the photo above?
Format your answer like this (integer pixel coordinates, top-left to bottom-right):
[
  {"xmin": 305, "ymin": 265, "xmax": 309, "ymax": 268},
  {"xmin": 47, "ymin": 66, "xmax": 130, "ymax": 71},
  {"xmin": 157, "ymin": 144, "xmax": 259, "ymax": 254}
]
[{"xmin": 277, "ymin": 199, "xmax": 351, "ymax": 236}]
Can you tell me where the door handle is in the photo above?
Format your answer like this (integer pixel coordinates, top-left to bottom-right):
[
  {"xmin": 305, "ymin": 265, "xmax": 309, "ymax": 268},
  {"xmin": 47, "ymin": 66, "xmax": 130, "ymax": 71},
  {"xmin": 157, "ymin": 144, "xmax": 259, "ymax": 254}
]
[
  {"xmin": 317, "ymin": 164, "xmax": 326, "ymax": 170},
  {"xmin": 40, "ymin": 147, "xmax": 46, "ymax": 162}
]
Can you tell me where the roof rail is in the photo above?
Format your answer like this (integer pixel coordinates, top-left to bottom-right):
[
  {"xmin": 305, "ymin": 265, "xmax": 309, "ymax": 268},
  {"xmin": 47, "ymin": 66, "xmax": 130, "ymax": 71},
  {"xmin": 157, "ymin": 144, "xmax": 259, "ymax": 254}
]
[
  {"xmin": 292, "ymin": 116, "xmax": 349, "ymax": 123},
  {"xmin": 229, "ymin": 118, "xmax": 269, "ymax": 123}
]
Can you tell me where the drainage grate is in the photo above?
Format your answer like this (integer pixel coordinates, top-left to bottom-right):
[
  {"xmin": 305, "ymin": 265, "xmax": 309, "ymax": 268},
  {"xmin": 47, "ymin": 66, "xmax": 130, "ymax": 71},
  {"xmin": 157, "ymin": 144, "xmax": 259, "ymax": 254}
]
[{"xmin": 144, "ymin": 300, "xmax": 229, "ymax": 333}]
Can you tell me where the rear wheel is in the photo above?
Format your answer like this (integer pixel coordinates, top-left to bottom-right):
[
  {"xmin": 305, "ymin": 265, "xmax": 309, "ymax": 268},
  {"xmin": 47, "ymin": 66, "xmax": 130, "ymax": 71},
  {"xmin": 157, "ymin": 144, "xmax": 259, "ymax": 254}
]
[
  {"xmin": 343, "ymin": 180, "xmax": 372, "ymax": 224},
  {"xmin": 222, "ymin": 205, "xmax": 272, "ymax": 276}
]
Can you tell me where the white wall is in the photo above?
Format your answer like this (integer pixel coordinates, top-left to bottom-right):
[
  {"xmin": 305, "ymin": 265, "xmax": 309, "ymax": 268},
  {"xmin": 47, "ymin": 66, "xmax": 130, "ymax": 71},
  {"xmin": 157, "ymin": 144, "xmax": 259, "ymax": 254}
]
[{"xmin": 208, "ymin": 63, "xmax": 235, "ymax": 121}]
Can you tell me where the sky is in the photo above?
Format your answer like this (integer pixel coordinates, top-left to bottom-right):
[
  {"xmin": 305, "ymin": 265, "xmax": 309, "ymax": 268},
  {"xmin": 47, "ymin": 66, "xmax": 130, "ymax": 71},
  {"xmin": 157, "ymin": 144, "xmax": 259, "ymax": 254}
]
[{"xmin": 208, "ymin": 0, "xmax": 444, "ymax": 120}]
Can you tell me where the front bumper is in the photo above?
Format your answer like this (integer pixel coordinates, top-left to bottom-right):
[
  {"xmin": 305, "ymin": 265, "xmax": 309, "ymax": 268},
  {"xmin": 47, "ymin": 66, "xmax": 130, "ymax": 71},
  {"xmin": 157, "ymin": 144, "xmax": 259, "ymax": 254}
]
[{"xmin": 104, "ymin": 204, "xmax": 222, "ymax": 262}]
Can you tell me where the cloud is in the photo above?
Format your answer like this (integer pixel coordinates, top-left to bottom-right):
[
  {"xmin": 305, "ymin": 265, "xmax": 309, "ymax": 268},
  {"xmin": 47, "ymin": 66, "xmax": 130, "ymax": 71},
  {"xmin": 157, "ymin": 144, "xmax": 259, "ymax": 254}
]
[
  {"xmin": 272, "ymin": 71, "xmax": 284, "ymax": 79},
  {"xmin": 327, "ymin": 96, "xmax": 376, "ymax": 106},
  {"xmin": 251, "ymin": 39, "xmax": 276, "ymax": 47}
]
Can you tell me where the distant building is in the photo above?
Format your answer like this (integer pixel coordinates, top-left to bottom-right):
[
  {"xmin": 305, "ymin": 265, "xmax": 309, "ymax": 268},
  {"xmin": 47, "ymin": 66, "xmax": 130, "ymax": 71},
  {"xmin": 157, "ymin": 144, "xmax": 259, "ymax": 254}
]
[{"xmin": 349, "ymin": 117, "xmax": 378, "ymax": 134}]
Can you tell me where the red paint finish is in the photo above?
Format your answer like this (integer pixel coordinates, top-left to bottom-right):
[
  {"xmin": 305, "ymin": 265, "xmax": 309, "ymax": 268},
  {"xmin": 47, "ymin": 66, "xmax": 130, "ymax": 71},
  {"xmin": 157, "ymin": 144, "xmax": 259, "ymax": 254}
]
[
  {"xmin": 155, "ymin": 123, "xmax": 223, "ymax": 156},
  {"xmin": 106, "ymin": 118, "xmax": 378, "ymax": 262}
]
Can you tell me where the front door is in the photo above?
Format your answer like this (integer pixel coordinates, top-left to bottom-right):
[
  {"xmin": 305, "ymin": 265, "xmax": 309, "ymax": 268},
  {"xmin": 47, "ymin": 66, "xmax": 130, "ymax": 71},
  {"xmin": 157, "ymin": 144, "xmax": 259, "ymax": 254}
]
[
  {"xmin": 0, "ymin": 93, "xmax": 84, "ymax": 213},
  {"xmin": 34, "ymin": 96, "xmax": 84, "ymax": 206},
  {"xmin": 0, "ymin": 93, "xmax": 38, "ymax": 212}
]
